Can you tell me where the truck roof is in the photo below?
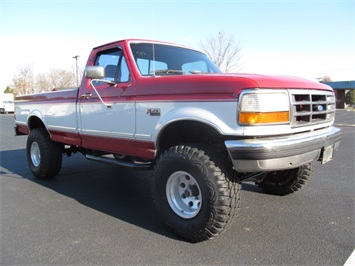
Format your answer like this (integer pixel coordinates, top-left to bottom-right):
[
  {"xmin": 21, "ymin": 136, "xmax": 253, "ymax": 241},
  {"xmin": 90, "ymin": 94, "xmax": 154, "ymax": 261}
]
[{"xmin": 93, "ymin": 38, "xmax": 200, "ymax": 52}]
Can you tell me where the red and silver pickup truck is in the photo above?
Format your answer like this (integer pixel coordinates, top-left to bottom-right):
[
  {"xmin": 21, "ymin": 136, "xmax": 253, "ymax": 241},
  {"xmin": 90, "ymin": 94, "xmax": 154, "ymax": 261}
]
[{"xmin": 15, "ymin": 39, "xmax": 342, "ymax": 242}]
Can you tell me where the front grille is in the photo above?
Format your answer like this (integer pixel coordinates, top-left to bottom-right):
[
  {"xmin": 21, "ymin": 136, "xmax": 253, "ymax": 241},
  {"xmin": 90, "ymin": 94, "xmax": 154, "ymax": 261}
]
[{"xmin": 289, "ymin": 89, "xmax": 336, "ymax": 128}]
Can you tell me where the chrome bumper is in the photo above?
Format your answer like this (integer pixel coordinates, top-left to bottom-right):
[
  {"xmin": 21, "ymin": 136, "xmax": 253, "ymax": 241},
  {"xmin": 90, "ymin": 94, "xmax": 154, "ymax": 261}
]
[{"xmin": 225, "ymin": 126, "xmax": 342, "ymax": 172}]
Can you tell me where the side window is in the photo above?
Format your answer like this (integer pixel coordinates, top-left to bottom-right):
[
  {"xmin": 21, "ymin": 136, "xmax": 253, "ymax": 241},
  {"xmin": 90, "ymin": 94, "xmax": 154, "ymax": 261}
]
[
  {"xmin": 95, "ymin": 48, "xmax": 120, "ymax": 82},
  {"xmin": 94, "ymin": 48, "xmax": 130, "ymax": 83},
  {"xmin": 118, "ymin": 56, "xmax": 130, "ymax": 82}
]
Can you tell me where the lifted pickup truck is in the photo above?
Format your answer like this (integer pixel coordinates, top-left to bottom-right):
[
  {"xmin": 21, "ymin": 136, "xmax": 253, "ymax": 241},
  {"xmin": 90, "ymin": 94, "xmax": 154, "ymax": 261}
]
[{"xmin": 15, "ymin": 39, "xmax": 342, "ymax": 242}]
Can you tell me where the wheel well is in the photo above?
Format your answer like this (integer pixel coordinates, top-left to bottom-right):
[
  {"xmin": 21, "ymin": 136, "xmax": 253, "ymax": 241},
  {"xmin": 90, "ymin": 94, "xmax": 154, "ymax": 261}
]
[
  {"xmin": 157, "ymin": 120, "xmax": 225, "ymax": 156},
  {"xmin": 28, "ymin": 116, "xmax": 46, "ymax": 130}
]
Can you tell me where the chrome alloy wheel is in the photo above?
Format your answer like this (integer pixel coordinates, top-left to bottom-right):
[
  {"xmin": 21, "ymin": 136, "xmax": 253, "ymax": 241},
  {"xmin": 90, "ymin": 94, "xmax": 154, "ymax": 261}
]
[
  {"xmin": 166, "ymin": 171, "xmax": 202, "ymax": 219},
  {"xmin": 30, "ymin": 142, "xmax": 41, "ymax": 167}
]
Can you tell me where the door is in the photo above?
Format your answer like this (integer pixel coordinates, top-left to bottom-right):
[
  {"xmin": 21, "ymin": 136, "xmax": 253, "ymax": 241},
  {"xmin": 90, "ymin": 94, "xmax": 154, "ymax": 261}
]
[{"xmin": 78, "ymin": 46, "xmax": 136, "ymax": 155}]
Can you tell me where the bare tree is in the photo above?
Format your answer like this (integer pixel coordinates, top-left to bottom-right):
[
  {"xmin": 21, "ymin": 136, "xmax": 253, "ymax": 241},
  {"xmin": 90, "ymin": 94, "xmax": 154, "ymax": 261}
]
[
  {"xmin": 35, "ymin": 73, "xmax": 52, "ymax": 92},
  {"xmin": 12, "ymin": 65, "xmax": 34, "ymax": 96},
  {"xmin": 47, "ymin": 68, "xmax": 76, "ymax": 89},
  {"xmin": 199, "ymin": 31, "xmax": 242, "ymax": 73},
  {"xmin": 13, "ymin": 67, "xmax": 78, "ymax": 95},
  {"xmin": 321, "ymin": 75, "xmax": 332, "ymax": 82}
]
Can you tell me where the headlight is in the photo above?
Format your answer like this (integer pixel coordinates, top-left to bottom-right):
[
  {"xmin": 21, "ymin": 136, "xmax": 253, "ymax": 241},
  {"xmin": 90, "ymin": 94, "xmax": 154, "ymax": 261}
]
[{"xmin": 239, "ymin": 91, "xmax": 290, "ymax": 125}]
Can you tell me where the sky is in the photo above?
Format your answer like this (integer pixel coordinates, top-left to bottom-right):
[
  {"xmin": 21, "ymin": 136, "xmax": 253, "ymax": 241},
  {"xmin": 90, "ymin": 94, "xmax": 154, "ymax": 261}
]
[{"xmin": 0, "ymin": 0, "xmax": 354, "ymax": 92}]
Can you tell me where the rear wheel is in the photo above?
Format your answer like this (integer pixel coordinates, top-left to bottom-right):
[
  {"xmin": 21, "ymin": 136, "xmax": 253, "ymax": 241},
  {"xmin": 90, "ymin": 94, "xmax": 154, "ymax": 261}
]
[
  {"xmin": 257, "ymin": 162, "xmax": 314, "ymax": 195},
  {"xmin": 26, "ymin": 128, "xmax": 63, "ymax": 179},
  {"xmin": 153, "ymin": 145, "xmax": 240, "ymax": 242}
]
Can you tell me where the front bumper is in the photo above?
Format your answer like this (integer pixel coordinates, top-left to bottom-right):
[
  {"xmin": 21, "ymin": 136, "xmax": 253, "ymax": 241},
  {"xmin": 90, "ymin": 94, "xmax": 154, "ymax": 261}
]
[{"xmin": 225, "ymin": 126, "xmax": 342, "ymax": 172}]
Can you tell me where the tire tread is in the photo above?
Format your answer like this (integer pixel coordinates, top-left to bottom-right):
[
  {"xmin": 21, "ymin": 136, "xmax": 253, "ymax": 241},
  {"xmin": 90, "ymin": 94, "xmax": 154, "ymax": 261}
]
[
  {"xmin": 257, "ymin": 162, "xmax": 314, "ymax": 196},
  {"xmin": 153, "ymin": 145, "xmax": 240, "ymax": 242},
  {"xmin": 27, "ymin": 128, "xmax": 62, "ymax": 179}
]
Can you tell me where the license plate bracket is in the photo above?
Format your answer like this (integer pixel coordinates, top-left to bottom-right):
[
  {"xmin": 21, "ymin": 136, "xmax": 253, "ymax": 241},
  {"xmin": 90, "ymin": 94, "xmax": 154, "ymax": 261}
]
[{"xmin": 321, "ymin": 145, "xmax": 334, "ymax": 164}]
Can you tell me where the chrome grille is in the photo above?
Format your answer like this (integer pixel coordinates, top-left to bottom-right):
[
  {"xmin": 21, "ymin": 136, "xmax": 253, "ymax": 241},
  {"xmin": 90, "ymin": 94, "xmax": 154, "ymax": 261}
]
[{"xmin": 289, "ymin": 89, "xmax": 336, "ymax": 128}]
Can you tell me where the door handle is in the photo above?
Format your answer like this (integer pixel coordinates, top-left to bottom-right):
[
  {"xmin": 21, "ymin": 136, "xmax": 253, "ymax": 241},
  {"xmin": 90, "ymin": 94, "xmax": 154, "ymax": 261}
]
[{"xmin": 81, "ymin": 93, "xmax": 92, "ymax": 100}]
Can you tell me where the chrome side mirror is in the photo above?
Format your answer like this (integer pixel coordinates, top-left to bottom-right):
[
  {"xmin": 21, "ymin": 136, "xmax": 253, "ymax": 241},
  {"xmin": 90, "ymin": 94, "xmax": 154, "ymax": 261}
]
[{"xmin": 84, "ymin": 66, "xmax": 105, "ymax": 79}]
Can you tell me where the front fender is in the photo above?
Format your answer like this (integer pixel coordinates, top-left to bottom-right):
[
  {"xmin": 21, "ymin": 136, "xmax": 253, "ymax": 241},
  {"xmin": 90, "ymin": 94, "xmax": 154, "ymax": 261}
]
[{"xmin": 153, "ymin": 102, "xmax": 243, "ymax": 141}]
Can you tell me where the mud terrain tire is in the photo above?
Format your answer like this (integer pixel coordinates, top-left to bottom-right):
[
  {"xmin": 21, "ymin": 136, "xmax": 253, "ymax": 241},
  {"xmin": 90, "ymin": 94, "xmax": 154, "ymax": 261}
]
[
  {"xmin": 153, "ymin": 145, "xmax": 240, "ymax": 242},
  {"xmin": 26, "ymin": 128, "xmax": 62, "ymax": 179},
  {"xmin": 257, "ymin": 162, "xmax": 314, "ymax": 195}
]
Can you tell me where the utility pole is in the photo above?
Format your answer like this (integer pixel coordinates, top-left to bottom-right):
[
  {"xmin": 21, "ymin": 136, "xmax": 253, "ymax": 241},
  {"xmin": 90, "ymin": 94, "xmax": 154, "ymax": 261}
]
[{"xmin": 72, "ymin": 55, "xmax": 80, "ymax": 87}]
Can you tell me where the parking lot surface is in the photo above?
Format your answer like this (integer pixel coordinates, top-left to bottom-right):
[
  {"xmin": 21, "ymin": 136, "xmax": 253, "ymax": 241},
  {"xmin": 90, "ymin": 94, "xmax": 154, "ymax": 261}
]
[{"xmin": 1, "ymin": 111, "xmax": 354, "ymax": 265}]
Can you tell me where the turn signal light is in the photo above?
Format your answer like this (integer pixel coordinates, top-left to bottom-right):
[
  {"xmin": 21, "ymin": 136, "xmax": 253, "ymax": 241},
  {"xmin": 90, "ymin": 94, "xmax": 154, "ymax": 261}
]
[{"xmin": 239, "ymin": 111, "xmax": 289, "ymax": 124}]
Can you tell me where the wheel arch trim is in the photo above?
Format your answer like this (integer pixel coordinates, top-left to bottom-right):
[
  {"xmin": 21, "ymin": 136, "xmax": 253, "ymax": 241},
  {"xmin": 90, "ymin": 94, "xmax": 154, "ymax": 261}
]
[
  {"xmin": 27, "ymin": 110, "xmax": 48, "ymax": 132},
  {"xmin": 154, "ymin": 106, "xmax": 236, "ymax": 143}
]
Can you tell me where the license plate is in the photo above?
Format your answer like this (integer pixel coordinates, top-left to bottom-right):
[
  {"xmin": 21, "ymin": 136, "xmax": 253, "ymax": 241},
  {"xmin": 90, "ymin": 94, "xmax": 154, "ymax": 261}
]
[{"xmin": 321, "ymin": 145, "xmax": 334, "ymax": 164}]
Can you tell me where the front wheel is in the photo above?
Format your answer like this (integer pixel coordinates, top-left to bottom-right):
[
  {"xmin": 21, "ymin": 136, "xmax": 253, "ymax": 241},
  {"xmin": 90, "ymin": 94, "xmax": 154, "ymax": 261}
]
[
  {"xmin": 257, "ymin": 162, "xmax": 314, "ymax": 195},
  {"xmin": 26, "ymin": 128, "xmax": 63, "ymax": 179},
  {"xmin": 152, "ymin": 145, "xmax": 240, "ymax": 242}
]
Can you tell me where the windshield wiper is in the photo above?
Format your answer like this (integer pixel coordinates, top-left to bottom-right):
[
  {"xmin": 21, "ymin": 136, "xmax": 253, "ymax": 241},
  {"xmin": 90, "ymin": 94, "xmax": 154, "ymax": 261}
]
[
  {"xmin": 189, "ymin": 70, "xmax": 203, "ymax": 74},
  {"xmin": 152, "ymin": 69, "xmax": 184, "ymax": 75}
]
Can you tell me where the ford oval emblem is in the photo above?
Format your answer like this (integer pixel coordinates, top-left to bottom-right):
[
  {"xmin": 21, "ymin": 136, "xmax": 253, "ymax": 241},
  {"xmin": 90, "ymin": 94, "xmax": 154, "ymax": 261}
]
[{"xmin": 317, "ymin": 105, "xmax": 324, "ymax": 111}]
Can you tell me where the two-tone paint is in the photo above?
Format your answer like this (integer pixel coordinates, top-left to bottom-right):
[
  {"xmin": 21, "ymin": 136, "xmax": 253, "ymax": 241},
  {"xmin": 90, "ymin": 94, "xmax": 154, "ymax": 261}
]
[{"xmin": 15, "ymin": 39, "xmax": 341, "ymax": 170}]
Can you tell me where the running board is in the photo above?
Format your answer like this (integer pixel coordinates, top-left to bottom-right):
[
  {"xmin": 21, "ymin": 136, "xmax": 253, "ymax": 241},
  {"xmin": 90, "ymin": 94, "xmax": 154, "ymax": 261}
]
[{"xmin": 85, "ymin": 154, "xmax": 152, "ymax": 170}]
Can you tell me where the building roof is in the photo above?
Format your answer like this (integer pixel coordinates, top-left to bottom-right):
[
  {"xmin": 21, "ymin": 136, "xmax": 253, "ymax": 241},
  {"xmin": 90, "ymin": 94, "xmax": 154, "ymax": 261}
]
[{"xmin": 321, "ymin": 81, "xmax": 355, "ymax": 89}]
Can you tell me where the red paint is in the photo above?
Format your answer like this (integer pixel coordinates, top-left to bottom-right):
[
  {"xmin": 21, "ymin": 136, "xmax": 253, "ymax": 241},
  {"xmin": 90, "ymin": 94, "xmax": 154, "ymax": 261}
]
[
  {"xmin": 49, "ymin": 130, "xmax": 82, "ymax": 146},
  {"xmin": 81, "ymin": 134, "xmax": 155, "ymax": 159},
  {"xmin": 15, "ymin": 124, "xmax": 30, "ymax": 135},
  {"xmin": 16, "ymin": 88, "xmax": 79, "ymax": 103}
]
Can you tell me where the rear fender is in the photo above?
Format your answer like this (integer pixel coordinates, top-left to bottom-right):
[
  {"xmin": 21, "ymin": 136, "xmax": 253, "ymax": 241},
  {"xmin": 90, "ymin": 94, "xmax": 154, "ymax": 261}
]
[{"xmin": 27, "ymin": 110, "xmax": 47, "ymax": 132}]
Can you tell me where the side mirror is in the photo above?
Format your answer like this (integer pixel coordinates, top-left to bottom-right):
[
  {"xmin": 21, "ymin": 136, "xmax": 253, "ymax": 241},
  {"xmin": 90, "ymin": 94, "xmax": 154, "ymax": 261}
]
[{"xmin": 85, "ymin": 66, "xmax": 105, "ymax": 79}]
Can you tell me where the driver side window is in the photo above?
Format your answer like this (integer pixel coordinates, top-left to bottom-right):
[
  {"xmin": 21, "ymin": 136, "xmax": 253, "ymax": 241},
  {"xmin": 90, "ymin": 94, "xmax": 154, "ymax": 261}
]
[
  {"xmin": 95, "ymin": 48, "xmax": 130, "ymax": 83},
  {"xmin": 119, "ymin": 57, "xmax": 130, "ymax": 82}
]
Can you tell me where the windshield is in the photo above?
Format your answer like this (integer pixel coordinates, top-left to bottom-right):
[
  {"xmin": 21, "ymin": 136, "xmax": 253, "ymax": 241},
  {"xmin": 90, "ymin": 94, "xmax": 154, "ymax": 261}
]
[{"xmin": 130, "ymin": 43, "xmax": 221, "ymax": 76}]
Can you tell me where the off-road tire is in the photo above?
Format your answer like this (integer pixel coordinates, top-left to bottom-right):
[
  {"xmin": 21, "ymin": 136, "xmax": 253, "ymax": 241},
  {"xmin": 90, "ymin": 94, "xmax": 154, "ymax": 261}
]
[
  {"xmin": 257, "ymin": 162, "xmax": 314, "ymax": 196},
  {"xmin": 26, "ymin": 128, "xmax": 63, "ymax": 179},
  {"xmin": 152, "ymin": 145, "xmax": 240, "ymax": 242}
]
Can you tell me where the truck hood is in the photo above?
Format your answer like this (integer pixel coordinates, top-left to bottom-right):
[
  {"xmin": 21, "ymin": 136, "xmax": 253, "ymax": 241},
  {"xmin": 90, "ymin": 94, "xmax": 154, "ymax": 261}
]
[
  {"xmin": 218, "ymin": 73, "xmax": 331, "ymax": 90},
  {"xmin": 136, "ymin": 73, "xmax": 332, "ymax": 99}
]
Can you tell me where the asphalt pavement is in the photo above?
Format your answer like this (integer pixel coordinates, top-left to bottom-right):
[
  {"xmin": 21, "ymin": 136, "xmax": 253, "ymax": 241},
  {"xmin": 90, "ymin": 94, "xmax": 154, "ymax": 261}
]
[{"xmin": 0, "ymin": 110, "xmax": 354, "ymax": 265}]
